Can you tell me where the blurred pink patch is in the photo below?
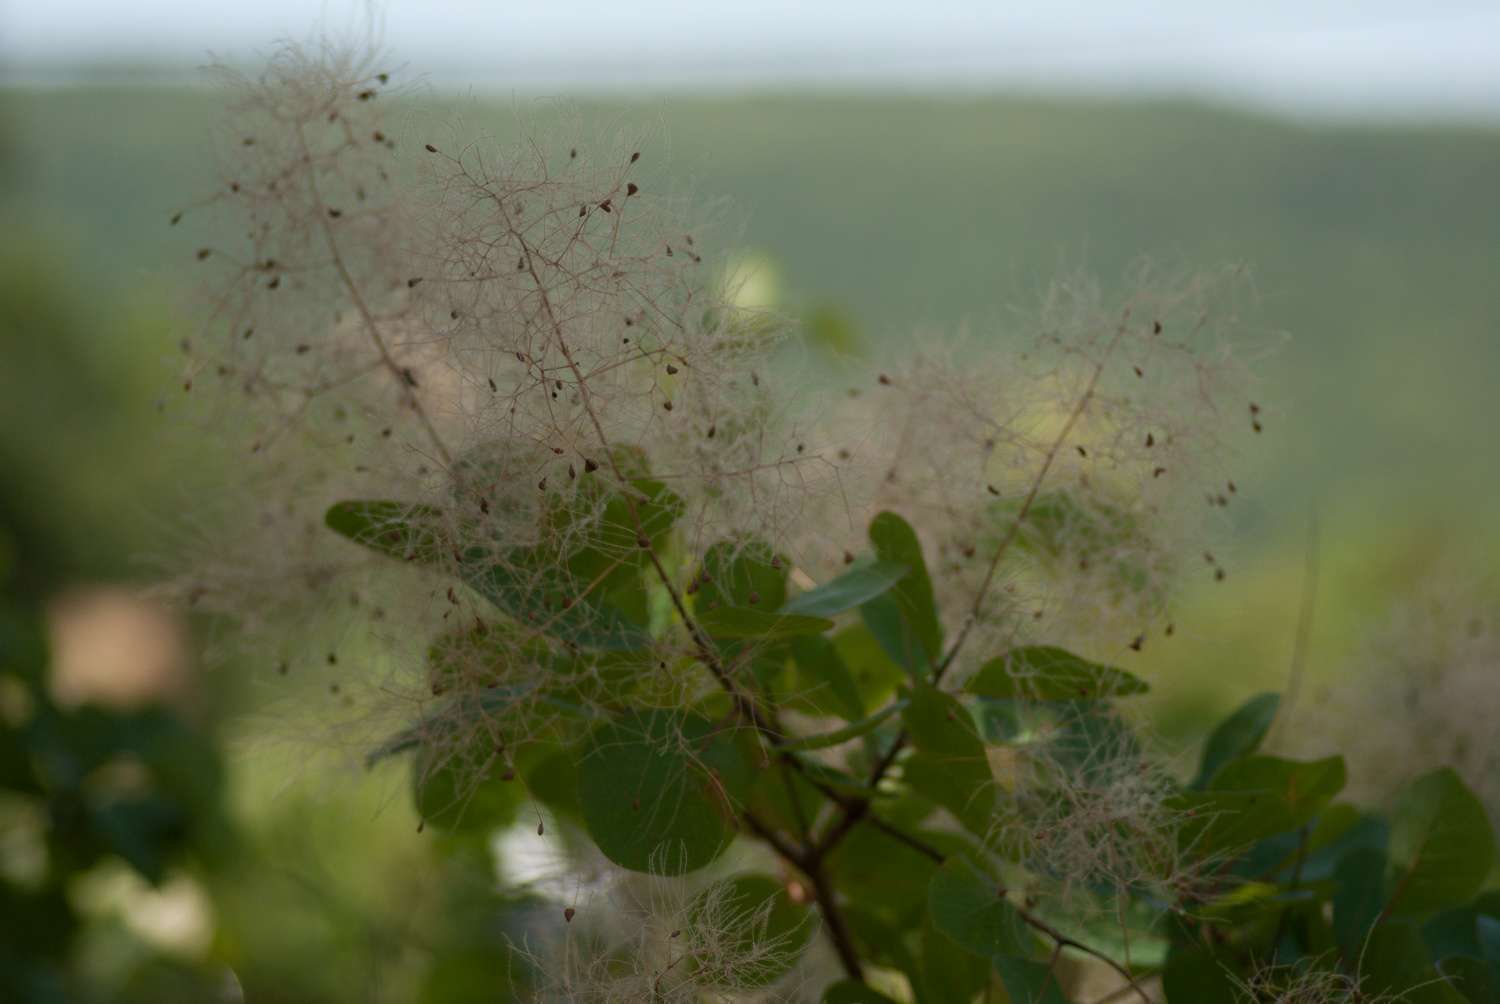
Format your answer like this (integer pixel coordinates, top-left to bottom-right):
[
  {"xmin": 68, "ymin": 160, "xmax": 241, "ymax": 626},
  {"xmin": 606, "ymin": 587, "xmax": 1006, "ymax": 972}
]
[{"xmin": 47, "ymin": 587, "xmax": 191, "ymax": 710}]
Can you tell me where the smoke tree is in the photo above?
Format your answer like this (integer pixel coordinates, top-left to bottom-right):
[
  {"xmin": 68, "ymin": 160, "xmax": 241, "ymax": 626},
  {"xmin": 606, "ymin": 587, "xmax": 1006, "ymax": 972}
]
[{"xmin": 169, "ymin": 41, "xmax": 1499, "ymax": 1003}]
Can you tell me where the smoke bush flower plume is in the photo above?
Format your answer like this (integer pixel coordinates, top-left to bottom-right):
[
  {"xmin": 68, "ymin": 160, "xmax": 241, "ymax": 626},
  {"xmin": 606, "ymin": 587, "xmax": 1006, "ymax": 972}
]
[
  {"xmin": 988, "ymin": 704, "xmax": 1207, "ymax": 916},
  {"xmin": 170, "ymin": 38, "xmax": 837, "ymax": 765},
  {"xmin": 1232, "ymin": 961, "xmax": 1410, "ymax": 1003},
  {"xmin": 516, "ymin": 857, "xmax": 817, "ymax": 1002},
  {"xmin": 820, "ymin": 266, "xmax": 1264, "ymax": 674},
  {"xmin": 1296, "ymin": 571, "xmax": 1500, "ymax": 823}
]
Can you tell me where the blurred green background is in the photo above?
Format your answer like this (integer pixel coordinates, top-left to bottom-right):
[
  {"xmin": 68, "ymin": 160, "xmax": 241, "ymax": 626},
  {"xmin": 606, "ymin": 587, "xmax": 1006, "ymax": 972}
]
[{"xmin": 2, "ymin": 82, "xmax": 1498, "ymax": 999}]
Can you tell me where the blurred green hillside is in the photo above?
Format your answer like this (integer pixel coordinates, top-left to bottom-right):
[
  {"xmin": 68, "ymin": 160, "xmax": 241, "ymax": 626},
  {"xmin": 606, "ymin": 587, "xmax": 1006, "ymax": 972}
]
[{"xmin": 4, "ymin": 85, "xmax": 1498, "ymax": 696}]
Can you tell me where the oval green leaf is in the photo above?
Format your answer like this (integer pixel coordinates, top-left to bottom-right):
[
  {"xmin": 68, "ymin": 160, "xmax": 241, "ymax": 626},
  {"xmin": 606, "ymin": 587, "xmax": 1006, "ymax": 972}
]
[
  {"xmin": 578, "ymin": 710, "xmax": 740, "ymax": 874},
  {"xmin": 927, "ymin": 856, "xmax": 1037, "ymax": 959},
  {"xmin": 781, "ymin": 560, "xmax": 909, "ymax": 618},
  {"xmin": 966, "ymin": 645, "xmax": 1148, "ymax": 701},
  {"xmin": 696, "ymin": 605, "xmax": 834, "ymax": 640},
  {"xmin": 1388, "ymin": 768, "xmax": 1497, "ymax": 918},
  {"xmin": 1194, "ymin": 692, "xmax": 1281, "ymax": 788},
  {"xmin": 864, "ymin": 512, "xmax": 942, "ymax": 672},
  {"xmin": 901, "ymin": 682, "xmax": 996, "ymax": 836}
]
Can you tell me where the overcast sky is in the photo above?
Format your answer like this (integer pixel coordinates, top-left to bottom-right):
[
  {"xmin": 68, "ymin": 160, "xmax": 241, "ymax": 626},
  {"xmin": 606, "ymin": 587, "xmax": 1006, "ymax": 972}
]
[{"xmin": 4, "ymin": 1, "xmax": 1499, "ymax": 118}]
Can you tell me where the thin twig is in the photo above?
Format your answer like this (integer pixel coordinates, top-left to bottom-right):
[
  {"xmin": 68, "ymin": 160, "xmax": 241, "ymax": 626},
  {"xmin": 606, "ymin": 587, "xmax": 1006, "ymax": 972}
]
[
  {"xmin": 936, "ymin": 314, "xmax": 1131, "ymax": 682},
  {"xmin": 813, "ymin": 317, "xmax": 1132, "ymax": 861},
  {"xmin": 740, "ymin": 810, "xmax": 865, "ymax": 981},
  {"xmin": 1268, "ymin": 510, "xmax": 1320, "ymax": 748},
  {"xmin": 297, "ymin": 124, "xmax": 453, "ymax": 468},
  {"xmin": 1014, "ymin": 902, "xmax": 1153, "ymax": 1004}
]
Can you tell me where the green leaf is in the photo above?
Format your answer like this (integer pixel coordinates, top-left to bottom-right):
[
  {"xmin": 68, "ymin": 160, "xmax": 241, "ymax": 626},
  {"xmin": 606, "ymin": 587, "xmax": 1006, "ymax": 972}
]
[
  {"xmin": 1426, "ymin": 906, "xmax": 1488, "ymax": 961},
  {"xmin": 1176, "ymin": 755, "xmax": 1346, "ymax": 855},
  {"xmin": 519, "ymin": 743, "xmax": 583, "ymax": 821},
  {"xmin": 928, "ymin": 856, "xmax": 1037, "ymax": 959},
  {"xmin": 366, "ymin": 683, "xmax": 598, "ymax": 768},
  {"xmin": 1479, "ymin": 914, "xmax": 1500, "ymax": 967},
  {"xmin": 1333, "ymin": 846, "xmax": 1389, "ymax": 962},
  {"xmin": 1287, "ymin": 805, "xmax": 1387, "ymax": 882},
  {"xmin": 993, "ymin": 955, "xmax": 1069, "ymax": 1003},
  {"xmin": 901, "ymin": 682, "xmax": 995, "ymax": 836},
  {"xmin": 686, "ymin": 874, "xmax": 813, "ymax": 987},
  {"xmin": 1044, "ymin": 700, "xmax": 1143, "ymax": 779},
  {"xmin": 695, "ymin": 538, "xmax": 788, "ymax": 612},
  {"xmin": 832, "ymin": 622, "xmax": 909, "ymax": 713},
  {"xmin": 902, "ymin": 682, "xmax": 981, "ymax": 756},
  {"xmin": 917, "ymin": 911, "xmax": 992, "ymax": 1003},
  {"xmin": 327, "ymin": 499, "xmax": 655, "ymax": 650},
  {"xmin": 1364, "ymin": 921, "xmax": 1468, "ymax": 1004},
  {"xmin": 829, "ymin": 820, "xmax": 945, "ymax": 918},
  {"xmin": 1194, "ymin": 692, "xmax": 1281, "ymax": 788},
  {"xmin": 1439, "ymin": 955, "xmax": 1500, "ymax": 1004},
  {"xmin": 788, "ymin": 634, "xmax": 868, "ymax": 720},
  {"xmin": 823, "ymin": 981, "xmax": 901, "ymax": 1004},
  {"xmin": 778, "ymin": 700, "xmax": 906, "ymax": 752},
  {"xmin": 902, "ymin": 753, "xmax": 993, "ymax": 838},
  {"xmin": 577, "ymin": 710, "xmax": 741, "ymax": 874},
  {"xmin": 411, "ymin": 744, "xmax": 522, "ymax": 833},
  {"xmin": 782, "ymin": 561, "xmax": 909, "ymax": 618},
  {"xmin": 864, "ymin": 512, "xmax": 942, "ymax": 672},
  {"xmin": 861, "ymin": 594, "xmax": 923, "ymax": 678},
  {"xmin": 1388, "ymin": 769, "xmax": 1497, "ymax": 918},
  {"xmin": 967, "ymin": 646, "xmax": 1148, "ymax": 701},
  {"xmin": 565, "ymin": 475, "xmax": 684, "ymax": 599},
  {"xmin": 87, "ymin": 795, "xmax": 183, "ymax": 884},
  {"xmin": 464, "ymin": 556, "xmax": 654, "ymax": 651},
  {"xmin": 1162, "ymin": 946, "xmax": 1240, "ymax": 1003},
  {"xmin": 1211, "ymin": 754, "xmax": 1345, "ymax": 820},
  {"xmin": 742, "ymin": 756, "xmax": 835, "ymax": 837},
  {"xmin": 695, "ymin": 605, "xmax": 834, "ymax": 639},
  {"xmin": 843, "ymin": 905, "xmax": 923, "ymax": 976}
]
